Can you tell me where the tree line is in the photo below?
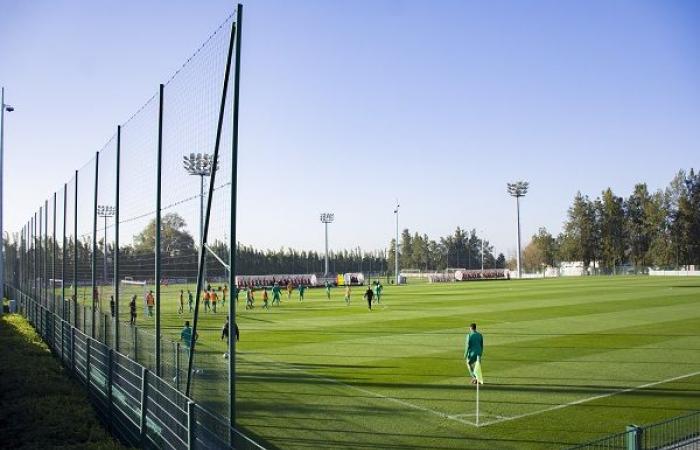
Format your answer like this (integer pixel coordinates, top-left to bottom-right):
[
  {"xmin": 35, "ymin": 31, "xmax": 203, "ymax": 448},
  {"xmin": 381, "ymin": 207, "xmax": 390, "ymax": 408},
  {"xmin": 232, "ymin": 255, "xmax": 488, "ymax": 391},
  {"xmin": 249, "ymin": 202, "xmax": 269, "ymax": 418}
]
[
  {"xmin": 7, "ymin": 168, "xmax": 696, "ymax": 283},
  {"xmin": 5, "ymin": 215, "xmax": 504, "ymax": 284},
  {"xmin": 522, "ymin": 169, "xmax": 700, "ymax": 272},
  {"xmin": 3, "ymin": 212, "xmax": 390, "ymax": 283},
  {"xmin": 388, "ymin": 228, "xmax": 506, "ymax": 271}
]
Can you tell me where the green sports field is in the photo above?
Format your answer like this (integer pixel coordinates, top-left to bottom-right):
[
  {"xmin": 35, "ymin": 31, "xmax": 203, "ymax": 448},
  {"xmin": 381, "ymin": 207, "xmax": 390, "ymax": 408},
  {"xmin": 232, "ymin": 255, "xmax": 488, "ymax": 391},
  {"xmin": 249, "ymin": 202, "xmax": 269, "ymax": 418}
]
[{"xmin": 97, "ymin": 276, "xmax": 700, "ymax": 449}]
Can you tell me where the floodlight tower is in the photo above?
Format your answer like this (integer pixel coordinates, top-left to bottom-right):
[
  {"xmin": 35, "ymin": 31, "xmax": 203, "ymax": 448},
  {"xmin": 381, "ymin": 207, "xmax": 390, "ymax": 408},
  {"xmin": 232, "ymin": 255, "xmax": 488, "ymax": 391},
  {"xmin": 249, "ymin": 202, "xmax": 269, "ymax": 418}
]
[
  {"xmin": 507, "ymin": 181, "xmax": 529, "ymax": 278},
  {"xmin": 394, "ymin": 201, "xmax": 400, "ymax": 285},
  {"xmin": 480, "ymin": 229, "xmax": 485, "ymax": 271},
  {"xmin": 183, "ymin": 153, "xmax": 215, "ymax": 249},
  {"xmin": 97, "ymin": 205, "xmax": 116, "ymax": 285},
  {"xmin": 0, "ymin": 87, "xmax": 15, "ymax": 306},
  {"xmin": 320, "ymin": 213, "xmax": 334, "ymax": 275}
]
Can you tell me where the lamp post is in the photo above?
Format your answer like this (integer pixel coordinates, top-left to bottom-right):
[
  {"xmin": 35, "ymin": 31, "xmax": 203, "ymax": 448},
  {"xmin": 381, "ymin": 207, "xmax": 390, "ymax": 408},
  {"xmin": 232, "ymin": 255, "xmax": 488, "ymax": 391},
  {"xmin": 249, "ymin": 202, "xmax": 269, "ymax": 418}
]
[
  {"xmin": 507, "ymin": 181, "xmax": 529, "ymax": 278},
  {"xmin": 320, "ymin": 213, "xmax": 334, "ymax": 275},
  {"xmin": 97, "ymin": 205, "xmax": 115, "ymax": 286},
  {"xmin": 394, "ymin": 201, "xmax": 400, "ymax": 285},
  {"xmin": 480, "ymin": 232, "xmax": 484, "ymax": 271},
  {"xmin": 183, "ymin": 153, "xmax": 215, "ymax": 251},
  {"xmin": 0, "ymin": 87, "xmax": 15, "ymax": 305}
]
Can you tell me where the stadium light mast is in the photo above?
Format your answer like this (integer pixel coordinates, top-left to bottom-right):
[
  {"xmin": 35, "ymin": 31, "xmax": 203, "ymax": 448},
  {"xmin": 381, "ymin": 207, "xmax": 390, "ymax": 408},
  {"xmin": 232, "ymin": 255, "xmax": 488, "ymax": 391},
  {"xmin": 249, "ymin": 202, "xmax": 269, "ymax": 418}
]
[
  {"xmin": 480, "ymin": 229, "xmax": 485, "ymax": 271},
  {"xmin": 97, "ymin": 205, "xmax": 116, "ymax": 286},
  {"xmin": 320, "ymin": 213, "xmax": 334, "ymax": 275},
  {"xmin": 507, "ymin": 181, "xmax": 529, "ymax": 278},
  {"xmin": 183, "ymin": 153, "xmax": 215, "ymax": 250},
  {"xmin": 0, "ymin": 87, "xmax": 15, "ymax": 307},
  {"xmin": 394, "ymin": 201, "xmax": 400, "ymax": 285}
]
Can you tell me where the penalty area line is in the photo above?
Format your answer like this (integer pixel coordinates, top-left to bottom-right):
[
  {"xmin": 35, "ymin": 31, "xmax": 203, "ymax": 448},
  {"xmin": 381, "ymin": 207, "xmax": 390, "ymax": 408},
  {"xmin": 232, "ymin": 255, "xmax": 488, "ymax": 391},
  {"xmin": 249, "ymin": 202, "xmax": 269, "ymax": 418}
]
[
  {"xmin": 239, "ymin": 352, "xmax": 480, "ymax": 427},
  {"xmin": 480, "ymin": 370, "xmax": 700, "ymax": 427}
]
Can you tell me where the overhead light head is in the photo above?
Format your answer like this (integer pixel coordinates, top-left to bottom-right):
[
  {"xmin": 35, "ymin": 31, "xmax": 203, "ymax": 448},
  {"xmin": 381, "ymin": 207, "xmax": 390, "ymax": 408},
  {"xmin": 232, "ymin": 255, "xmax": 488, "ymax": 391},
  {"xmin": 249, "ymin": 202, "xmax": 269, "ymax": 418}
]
[{"xmin": 507, "ymin": 181, "xmax": 529, "ymax": 197}]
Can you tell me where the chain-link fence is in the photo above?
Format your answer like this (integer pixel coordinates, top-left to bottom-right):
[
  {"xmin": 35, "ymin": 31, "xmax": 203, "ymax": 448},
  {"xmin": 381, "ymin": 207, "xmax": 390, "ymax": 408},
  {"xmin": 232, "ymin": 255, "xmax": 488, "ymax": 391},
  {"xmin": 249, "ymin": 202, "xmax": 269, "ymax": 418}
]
[{"xmin": 3, "ymin": 4, "xmax": 249, "ymax": 449}]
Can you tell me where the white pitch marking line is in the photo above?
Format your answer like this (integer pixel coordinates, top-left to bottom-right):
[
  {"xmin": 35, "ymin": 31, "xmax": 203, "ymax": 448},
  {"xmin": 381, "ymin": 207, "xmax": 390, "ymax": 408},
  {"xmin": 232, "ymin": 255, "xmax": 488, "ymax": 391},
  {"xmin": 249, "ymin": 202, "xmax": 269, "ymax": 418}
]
[
  {"xmin": 240, "ymin": 352, "xmax": 479, "ymax": 427},
  {"xmin": 480, "ymin": 370, "xmax": 700, "ymax": 427}
]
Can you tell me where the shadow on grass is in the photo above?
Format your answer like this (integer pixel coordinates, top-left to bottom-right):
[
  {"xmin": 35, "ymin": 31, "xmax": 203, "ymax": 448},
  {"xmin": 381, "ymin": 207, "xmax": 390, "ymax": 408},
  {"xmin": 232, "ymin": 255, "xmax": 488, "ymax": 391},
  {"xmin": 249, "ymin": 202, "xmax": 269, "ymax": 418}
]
[
  {"xmin": 235, "ymin": 400, "xmax": 572, "ymax": 449},
  {"xmin": 235, "ymin": 359, "xmax": 700, "ymax": 398}
]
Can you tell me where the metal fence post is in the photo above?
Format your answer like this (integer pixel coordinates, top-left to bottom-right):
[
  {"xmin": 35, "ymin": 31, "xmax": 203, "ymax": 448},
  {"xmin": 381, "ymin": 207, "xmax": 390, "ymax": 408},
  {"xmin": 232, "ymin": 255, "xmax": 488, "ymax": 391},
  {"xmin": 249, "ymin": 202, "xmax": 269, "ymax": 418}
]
[
  {"xmin": 52, "ymin": 192, "xmax": 56, "ymax": 332},
  {"xmin": 62, "ymin": 183, "xmax": 67, "ymax": 321},
  {"xmin": 175, "ymin": 342, "xmax": 180, "ymax": 390},
  {"xmin": 229, "ymin": 4, "xmax": 243, "ymax": 431},
  {"xmin": 133, "ymin": 327, "xmax": 138, "ymax": 362},
  {"xmin": 139, "ymin": 367, "xmax": 149, "ymax": 445},
  {"xmin": 186, "ymin": 5, "xmax": 238, "ymax": 398},
  {"xmin": 61, "ymin": 316, "xmax": 64, "ymax": 362},
  {"xmin": 626, "ymin": 425, "xmax": 642, "ymax": 450},
  {"xmin": 44, "ymin": 199, "xmax": 48, "ymax": 308},
  {"xmin": 103, "ymin": 313, "xmax": 108, "ymax": 345},
  {"xmin": 155, "ymin": 83, "xmax": 163, "ymax": 378},
  {"xmin": 92, "ymin": 152, "xmax": 99, "ymax": 338},
  {"xmin": 114, "ymin": 125, "xmax": 121, "ymax": 352},
  {"xmin": 33, "ymin": 213, "xmax": 36, "ymax": 301},
  {"xmin": 107, "ymin": 348, "xmax": 113, "ymax": 432},
  {"xmin": 38, "ymin": 207, "xmax": 42, "ymax": 306},
  {"xmin": 187, "ymin": 400, "xmax": 195, "ymax": 450},
  {"xmin": 70, "ymin": 326, "xmax": 76, "ymax": 374},
  {"xmin": 46, "ymin": 309, "xmax": 51, "ymax": 346},
  {"xmin": 86, "ymin": 337, "xmax": 92, "ymax": 390},
  {"xmin": 73, "ymin": 170, "xmax": 78, "ymax": 329}
]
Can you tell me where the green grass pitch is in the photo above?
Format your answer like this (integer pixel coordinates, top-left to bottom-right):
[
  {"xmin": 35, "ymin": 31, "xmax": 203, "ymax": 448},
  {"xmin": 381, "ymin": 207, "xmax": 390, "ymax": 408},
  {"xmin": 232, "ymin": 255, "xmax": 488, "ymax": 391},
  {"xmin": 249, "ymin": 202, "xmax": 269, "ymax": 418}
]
[{"xmin": 89, "ymin": 276, "xmax": 700, "ymax": 449}]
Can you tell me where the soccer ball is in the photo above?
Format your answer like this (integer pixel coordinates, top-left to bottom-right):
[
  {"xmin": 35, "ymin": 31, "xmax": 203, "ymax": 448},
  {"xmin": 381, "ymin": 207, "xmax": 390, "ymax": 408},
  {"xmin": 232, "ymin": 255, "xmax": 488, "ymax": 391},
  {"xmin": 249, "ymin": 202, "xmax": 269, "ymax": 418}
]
[{"xmin": 223, "ymin": 353, "xmax": 229, "ymax": 359}]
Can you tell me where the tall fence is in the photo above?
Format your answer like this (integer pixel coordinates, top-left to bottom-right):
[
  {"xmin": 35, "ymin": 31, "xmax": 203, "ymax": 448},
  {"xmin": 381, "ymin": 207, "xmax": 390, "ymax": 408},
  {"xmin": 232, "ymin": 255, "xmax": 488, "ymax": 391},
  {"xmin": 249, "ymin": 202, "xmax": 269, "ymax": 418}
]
[
  {"xmin": 6, "ymin": 286, "xmax": 262, "ymax": 450},
  {"xmin": 2, "ymin": 4, "xmax": 250, "ymax": 448},
  {"xmin": 569, "ymin": 410, "xmax": 700, "ymax": 450}
]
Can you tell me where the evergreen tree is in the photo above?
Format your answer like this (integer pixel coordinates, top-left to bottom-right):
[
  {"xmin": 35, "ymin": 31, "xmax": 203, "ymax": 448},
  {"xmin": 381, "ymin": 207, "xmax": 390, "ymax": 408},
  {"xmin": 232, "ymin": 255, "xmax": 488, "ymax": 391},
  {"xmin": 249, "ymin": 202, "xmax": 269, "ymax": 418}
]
[{"xmin": 599, "ymin": 188, "xmax": 626, "ymax": 271}]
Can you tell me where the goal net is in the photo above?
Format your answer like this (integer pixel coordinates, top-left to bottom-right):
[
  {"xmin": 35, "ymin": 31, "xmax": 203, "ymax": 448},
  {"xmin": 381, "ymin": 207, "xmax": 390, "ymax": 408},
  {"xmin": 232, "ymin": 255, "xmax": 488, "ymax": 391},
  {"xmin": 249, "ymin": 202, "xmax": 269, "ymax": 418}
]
[{"xmin": 120, "ymin": 279, "xmax": 150, "ymax": 313}]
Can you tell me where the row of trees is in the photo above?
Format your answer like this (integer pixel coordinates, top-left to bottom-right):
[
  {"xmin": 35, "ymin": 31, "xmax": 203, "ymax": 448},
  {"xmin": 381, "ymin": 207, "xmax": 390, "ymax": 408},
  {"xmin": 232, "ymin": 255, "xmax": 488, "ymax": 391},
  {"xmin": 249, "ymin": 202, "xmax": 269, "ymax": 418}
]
[
  {"xmin": 8, "ymin": 168, "xmax": 695, "ymax": 283},
  {"xmin": 5, "ymin": 213, "xmax": 507, "ymax": 285},
  {"xmin": 522, "ymin": 169, "xmax": 700, "ymax": 272},
  {"xmin": 3, "ymin": 213, "xmax": 391, "ymax": 283},
  {"xmin": 388, "ymin": 227, "xmax": 506, "ymax": 271}
]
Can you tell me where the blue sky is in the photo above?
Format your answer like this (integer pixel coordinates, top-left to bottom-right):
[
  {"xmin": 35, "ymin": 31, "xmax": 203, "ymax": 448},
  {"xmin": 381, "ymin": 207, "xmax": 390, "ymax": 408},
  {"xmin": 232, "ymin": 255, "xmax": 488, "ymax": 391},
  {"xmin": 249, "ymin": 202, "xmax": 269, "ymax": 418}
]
[{"xmin": 1, "ymin": 0, "xmax": 698, "ymax": 256}]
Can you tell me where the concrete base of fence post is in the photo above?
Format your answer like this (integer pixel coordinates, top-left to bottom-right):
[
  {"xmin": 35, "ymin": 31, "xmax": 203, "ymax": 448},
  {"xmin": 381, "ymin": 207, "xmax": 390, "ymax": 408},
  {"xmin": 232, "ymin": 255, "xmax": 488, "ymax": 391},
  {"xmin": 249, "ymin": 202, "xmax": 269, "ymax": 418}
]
[
  {"xmin": 139, "ymin": 367, "xmax": 149, "ymax": 445},
  {"xmin": 187, "ymin": 401, "xmax": 195, "ymax": 450},
  {"xmin": 626, "ymin": 425, "xmax": 643, "ymax": 450}
]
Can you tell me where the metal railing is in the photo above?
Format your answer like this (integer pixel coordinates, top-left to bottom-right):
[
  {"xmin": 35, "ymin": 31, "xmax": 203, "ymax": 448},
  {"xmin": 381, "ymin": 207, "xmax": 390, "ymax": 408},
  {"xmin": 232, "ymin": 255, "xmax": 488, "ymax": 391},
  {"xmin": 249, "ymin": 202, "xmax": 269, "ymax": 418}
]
[
  {"xmin": 569, "ymin": 411, "xmax": 700, "ymax": 450},
  {"xmin": 8, "ymin": 285, "xmax": 263, "ymax": 450}
]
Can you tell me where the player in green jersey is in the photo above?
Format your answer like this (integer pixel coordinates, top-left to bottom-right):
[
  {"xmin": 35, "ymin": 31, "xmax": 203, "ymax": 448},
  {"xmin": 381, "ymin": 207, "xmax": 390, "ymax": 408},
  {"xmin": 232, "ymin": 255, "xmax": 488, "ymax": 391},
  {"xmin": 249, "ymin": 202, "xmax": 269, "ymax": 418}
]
[
  {"xmin": 271, "ymin": 283, "xmax": 282, "ymax": 306},
  {"xmin": 464, "ymin": 323, "xmax": 484, "ymax": 385}
]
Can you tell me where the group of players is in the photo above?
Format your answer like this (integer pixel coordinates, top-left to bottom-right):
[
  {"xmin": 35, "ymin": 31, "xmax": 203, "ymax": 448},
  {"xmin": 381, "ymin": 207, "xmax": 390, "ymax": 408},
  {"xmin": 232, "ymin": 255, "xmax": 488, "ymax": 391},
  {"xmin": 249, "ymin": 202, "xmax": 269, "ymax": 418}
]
[
  {"xmin": 240, "ymin": 280, "xmax": 385, "ymax": 310},
  {"xmin": 175, "ymin": 279, "xmax": 387, "ymax": 364},
  {"xmin": 153, "ymin": 279, "xmax": 387, "ymax": 315}
]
